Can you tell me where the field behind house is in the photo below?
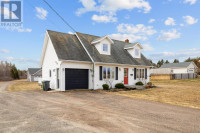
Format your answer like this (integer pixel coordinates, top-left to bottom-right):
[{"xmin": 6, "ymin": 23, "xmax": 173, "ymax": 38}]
[{"xmin": 106, "ymin": 79, "xmax": 200, "ymax": 109}]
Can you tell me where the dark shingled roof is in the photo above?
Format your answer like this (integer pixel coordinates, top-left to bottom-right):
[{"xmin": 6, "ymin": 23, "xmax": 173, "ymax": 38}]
[
  {"xmin": 48, "ymin": 30, "xmax": 91, "ymax": 62},
  {"xmin": 161, "ymin": 62, "xmax": 192, "ymax": 68},
  {"xmin": 76, "ymin": 32, "xmax": 152, "ymax": 66},
  {"xmin": 47, "ymin": 30, "xmax": 152, "ymax": 66},
  {"xmin": 28, "ymin": 68, "xmax": 41, "ymax": 75}
]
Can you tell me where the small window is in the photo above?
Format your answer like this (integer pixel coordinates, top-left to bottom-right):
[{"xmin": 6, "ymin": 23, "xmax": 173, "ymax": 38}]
[
  {"xmin": 103, "ymin": 67, "xmax": 106, "ymax": 79},
  {"xmin": 124, "ymin": 69, "xmax": 128, "ymax": 77},
  {"xmin": 107, "ymin": 68, "xmax": 111, "ymax": 79},
  {"xmin": 136, "ymin": 69, "xmax": 145, "ymax": 79},
  {"xmin": 111, "ymin": 68, "xmax": 115, "ymax": 79},
  {"xmin": 135, "ymin": 49, "xmax": 139, "ymax": 56},
  {"xmin": 103, "ymin": 44, "xmax": 108, "ymax": 52},
  {"xmin": 49, "ymin": 70, "xmax": 51, "ymax": 77}
]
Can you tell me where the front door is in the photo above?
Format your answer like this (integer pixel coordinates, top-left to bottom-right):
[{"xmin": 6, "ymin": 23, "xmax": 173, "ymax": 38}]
[{"xmin": 124, "ymin": 68, "xmax": 128, "ymax": 85}]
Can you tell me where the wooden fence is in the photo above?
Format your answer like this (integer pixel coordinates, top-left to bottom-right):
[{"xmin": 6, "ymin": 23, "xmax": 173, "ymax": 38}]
[
  {"xmin": 172, "ymin": 73, "xmax": 197, "ymax": 80},
  {"xmin": 151, "ymin": 73, "xmax": 197, "ymax": 80}
]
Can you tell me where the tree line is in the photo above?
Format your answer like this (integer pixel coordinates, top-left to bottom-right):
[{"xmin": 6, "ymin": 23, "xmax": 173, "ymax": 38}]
[
  {"xmin": 150, "ymin": 57, "xmax": 200, "ymax": 68},
  {"xmin": 0, "ymin": 61, "xmax": 27, "ymax": 81}
]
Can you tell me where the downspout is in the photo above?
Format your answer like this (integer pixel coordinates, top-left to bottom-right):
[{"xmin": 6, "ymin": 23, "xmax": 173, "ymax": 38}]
[{"xmin": 75, "ymin": 33, "xmax": 95, "ymax": 90}]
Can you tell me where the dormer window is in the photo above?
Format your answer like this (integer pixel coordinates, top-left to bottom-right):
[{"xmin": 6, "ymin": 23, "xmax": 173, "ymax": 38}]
[
  {"xmin": 124, "ymin": 42, "xmax": 143, "ymax": 58},
  {"xmin": 91, "ymin": 36, "xmax": 114, "ymax": 55},
  {"xmin": 135, "ymin": 49, "xmax": 139, "ymax": 56},
  {"xmin": 103, "ymin": 44, "xmax": 108, "ymax": 52}
]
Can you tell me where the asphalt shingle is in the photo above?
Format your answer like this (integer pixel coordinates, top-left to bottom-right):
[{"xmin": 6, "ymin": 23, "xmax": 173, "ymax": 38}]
[
  {"xmin": 47, "ymin": 30, "xmax": 152, "ymax": 66},
  {"xmin": 160, "ymin": 62, "xmax": 192, "ymax": 68}
]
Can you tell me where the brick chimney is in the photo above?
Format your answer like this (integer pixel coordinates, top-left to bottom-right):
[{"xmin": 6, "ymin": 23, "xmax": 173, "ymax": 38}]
[{"xmin": 125, "ymin": 39, "xmax": 129, "ymax": 43}]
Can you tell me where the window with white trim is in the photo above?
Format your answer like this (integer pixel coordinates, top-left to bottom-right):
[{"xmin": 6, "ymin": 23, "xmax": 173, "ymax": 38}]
[
  {"xmin": 135, "ymin": 49, "xmax": 139, "ymax": 56},
  {"xmin": 103, "ymin": 67, "xmax": 115, "ymax": 79},
  {"xmin": 49, "ymin": 70, "xmax": 51, "ymax": 77},
  {"xmin": 103, "ymin": 44, "xmax": 108, "ymax": 52},
  {"xmin": 136, "ymin": 69, "xmax": 145, "ymax": 79}
]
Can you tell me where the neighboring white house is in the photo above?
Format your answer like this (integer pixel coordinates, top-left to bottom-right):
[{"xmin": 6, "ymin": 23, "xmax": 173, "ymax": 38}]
[
  {"xmin": 151, "ymin": 62, "xmax": 198, "ymax": 75},
  {"xmin": 27, "ymin": 68, "xmax": 42, "ymax": 82},
  {"xmin": 39, "ymin": 30, "xmax": 153, "ymax": 91}
]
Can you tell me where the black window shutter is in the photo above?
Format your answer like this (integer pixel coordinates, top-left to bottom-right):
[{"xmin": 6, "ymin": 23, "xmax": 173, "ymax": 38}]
[
  {"xmin": 115, "ymin": 67, "xmax": 118, "ymax": 80},
  {"xmin": 134, "ymin": 68, "xmax": 137, "ymax": 80},
  {"xmin": 99, "ymin": 66, "xmax": 103, "ymax": 80},
  {"xmin": 145, "ymin": 68, "xmax": 147, "ymax": 79}
]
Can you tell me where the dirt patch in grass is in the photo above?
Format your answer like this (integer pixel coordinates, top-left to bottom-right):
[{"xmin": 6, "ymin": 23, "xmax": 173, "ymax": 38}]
[
  {"xmin": 105, "ymin": 79, "xmax": 200, "ymax": 109},
  {"xmin": 7, "ymin": 82, "xmax": 41, "ymax": 91}
]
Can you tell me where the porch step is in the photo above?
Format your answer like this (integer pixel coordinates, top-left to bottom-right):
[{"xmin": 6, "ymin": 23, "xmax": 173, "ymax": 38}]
[
  {"xmin": 125, "ymin": 85, "xmax": 145, "ymax": 90},
  {"xmin": 125, "ymin": 85, "xmax": 136, "ymax": 89}
]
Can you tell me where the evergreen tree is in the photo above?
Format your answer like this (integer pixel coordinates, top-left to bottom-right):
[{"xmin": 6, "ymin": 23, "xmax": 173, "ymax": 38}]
[
  {"xmin": 165, "ymin": 60, "xmax": 170, "ymax": 64},
  {"xmin": 173, "ymin": 59, "xmax": 179, "ymax": 63},
  {"xmin": 10, "ymin": 65, "xmax": 19, "ymax": 79},
  {"xmin": 160, "ymin": 59, "xmax": 164, "ymax": 66},
  {"xmin": 157, "ymin": 60, "xmax": 162, "ymax": 68}
]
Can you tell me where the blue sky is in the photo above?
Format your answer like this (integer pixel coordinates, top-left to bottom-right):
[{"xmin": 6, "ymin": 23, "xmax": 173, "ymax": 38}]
[{"xmin": 0, "ymin": 0, "xmax": 200, "ymax": 70}]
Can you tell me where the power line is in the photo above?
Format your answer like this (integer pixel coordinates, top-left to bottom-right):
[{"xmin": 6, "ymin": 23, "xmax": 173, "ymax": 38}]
[{"xmin": 42, "ymin": 0, "xmax": 77, "ymax": 33}]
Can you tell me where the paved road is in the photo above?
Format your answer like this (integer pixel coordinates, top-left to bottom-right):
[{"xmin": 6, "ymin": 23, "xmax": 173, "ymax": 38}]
[{"xmin": 0, "ymin": 83, "xmax": 200, "ymax": 133}]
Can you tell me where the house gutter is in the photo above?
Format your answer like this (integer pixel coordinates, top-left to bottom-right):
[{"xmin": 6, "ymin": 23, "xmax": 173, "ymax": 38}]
[
  {"xmin": 75, "ymin": 33, "xmax": 95, "ymax": 90},
  {"xmin": 95, "ymin": 62, "xmax": 153, "ymax": 68}
]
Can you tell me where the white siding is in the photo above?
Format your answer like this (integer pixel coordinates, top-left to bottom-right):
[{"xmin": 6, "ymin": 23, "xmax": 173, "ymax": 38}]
[
  {"xmin": 172, "ymin": 68, "xmax": 187, "ymax": 74},
  {"xmin": 94, "ymin": 64, "xmax": 150, "ymax": 90},
  {"xmin": 42, "ymin": 36, "xmax": 60, "ymax": 90},
  {"xmin": 187, "ymin": 63, "xmax": 196, "ymax": 73}
]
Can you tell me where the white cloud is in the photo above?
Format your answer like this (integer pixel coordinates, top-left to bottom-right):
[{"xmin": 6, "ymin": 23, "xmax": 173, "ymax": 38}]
[
  {"xmin": 178, "ymin": 48, "xmax": 200, "ymax": 52},
  {"xmin": 183, "ymin": 16, "xmax": 198, "ymax": 25},
  {"xmin": 148, "ymin": 19, "xmax": 155, "ymax": 23},
  {"xmin": 184, "ymin": 0, "xmax": 197, "ymax": 5},
  {"xmin": 149, "ymin": 50, "xmax": 200, "ymax": 61},
  {"xmin": 165, "ymin": 17, "xmax": 176, "ymax": 26},
  {"xmin": 0, "ymin": 49, "xmax": 10, "ymax": 53},
  {"xmin": 117, "ymin": 24, "xmax": 157, "ymax": 36},
  {"xmin": 109, "ymin": 33, "xmax": 147, "ymax": 42},
  {"xmin": 76, "ymin": 0, "xmax": 151, "ymax": 15},
  {"xmin": 35, "ymin": 7, "xmax": 48, "ymax": 20},
  {"xmin": 109, "ymin": 23, "xmax": 157, "ymax": 42},
  {"xmin": 1, "ymin": 56, "xmax": 39, "ymax": 62},
  {"xmin": 92, "ymin": 14, "xmax": 117, "ymax": 23},
  {"xmin": 157, "ymin": 29, "xmax": 181, "ymax": 41},
  {"xmin": 142, "ymin": 44, "xmax": 154, "ymax": 51}
]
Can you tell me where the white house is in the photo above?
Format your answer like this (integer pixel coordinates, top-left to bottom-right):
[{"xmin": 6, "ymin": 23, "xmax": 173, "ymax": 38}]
[
  {"xmin": 39, "ymin": 30, "xmax": 153, "ymax": 91},
  {"xmin": 151, "ymin": 62, "xmax": 198, "ymax": 74},
  {"xmin": 27, "ymin": 68, "xmax": 42, "ymax": 82}
]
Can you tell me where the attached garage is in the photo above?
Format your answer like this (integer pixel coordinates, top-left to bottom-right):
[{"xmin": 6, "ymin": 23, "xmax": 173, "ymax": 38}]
[{"xmin": 65, "ymin": 68, "xmax": 89, "ymax": 90}]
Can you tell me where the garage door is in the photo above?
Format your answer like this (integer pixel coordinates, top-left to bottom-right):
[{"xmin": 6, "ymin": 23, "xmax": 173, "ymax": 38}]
[{"xmin": 65, "ymin": 69, "xmax": 89, "ymax": 90}]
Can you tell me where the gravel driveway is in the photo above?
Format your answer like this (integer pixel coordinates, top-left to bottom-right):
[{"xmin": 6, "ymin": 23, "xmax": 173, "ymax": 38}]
[{"xmin": 0, "ymin": 83, "xmax": 200, "ymax": 133}]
